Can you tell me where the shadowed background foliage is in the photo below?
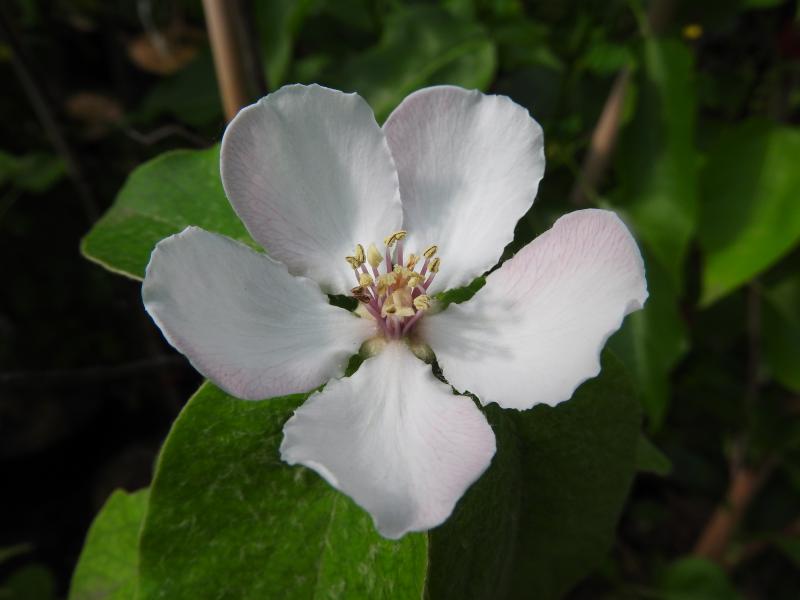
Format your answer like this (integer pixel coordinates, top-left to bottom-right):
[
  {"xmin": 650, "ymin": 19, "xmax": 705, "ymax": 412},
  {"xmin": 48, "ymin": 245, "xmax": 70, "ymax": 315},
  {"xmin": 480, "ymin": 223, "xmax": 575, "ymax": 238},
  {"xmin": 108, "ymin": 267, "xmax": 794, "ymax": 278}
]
[{"xmin": 2, "ymin": 0, "xmax": 800, "ymax": 598}]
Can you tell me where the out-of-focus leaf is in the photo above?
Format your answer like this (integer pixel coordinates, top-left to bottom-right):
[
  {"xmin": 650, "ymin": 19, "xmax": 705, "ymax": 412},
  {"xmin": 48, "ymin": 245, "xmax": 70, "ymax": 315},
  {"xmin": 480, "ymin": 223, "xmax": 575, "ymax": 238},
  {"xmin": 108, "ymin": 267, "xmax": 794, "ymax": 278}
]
[
  {"xmin": 762, "ymin": 272, "xmax": 800, "ymax": 392},
  {"xmin": 609, "ymin": 250, "xmax": 687, "ymax": 428},
  {"xmin": 81, "ymin": 146, "xmax": 252, "ymax": 280},
  {"xmin": 136, "ymin": 49, "xmax": 222, "ymax": 128},
  {"xmin": 1, "ymin": 565, "xmax": 55, "ymax": 600},
  {"xmin": 614, "ymin": 38, "xmax": 698, "ymax": 286},
  {"xmin": 138, "ymin": 383, "xmax": 427, "ymax": 599},
  {"xmin": 68, "ymin": 489, "xmax": 148, "ymax": 600},
  {"xmin": 0, "ymin": 151, "xmax": 65, "ymax": 193},
  {"xmin": 658, "ymin": 557, "xmax": 741, "ymax": 600},
  {"xmin": 0, "ymin": 544, "xmax": 32, "ymax": 565},
  {"xmin": 256, "ymin": 0, "xmax": 315, "ymax": 88},
  {"xmin": 581, "ymin": 39, "xmax": 634, "ymax": 75},
  {"xmin": 635, "ymin": 434, "xmax": 672, "ymax": 475},
  {"xmin": 323, "ymin": 6, "xmax": 496, "ymax": 122},
  {"xmin": 427, "ymin": 353, "xmax": 641, "ymax": 600},
  {"xmin": 491, "ymin": 20, "xmax": 562, "ymax": 71},
  {"xmin": 698, "ymin": 120, "xmax": 800, "ymax": 306}
]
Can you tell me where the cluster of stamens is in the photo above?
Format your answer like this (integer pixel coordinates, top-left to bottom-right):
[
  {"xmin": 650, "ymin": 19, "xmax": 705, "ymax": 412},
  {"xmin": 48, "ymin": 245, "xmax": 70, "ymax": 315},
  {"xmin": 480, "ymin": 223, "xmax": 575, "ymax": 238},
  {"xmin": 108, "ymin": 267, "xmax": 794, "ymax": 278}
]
[{"xmin": 345, "ymin": 230, "xmax": 440, "ymax": 339}]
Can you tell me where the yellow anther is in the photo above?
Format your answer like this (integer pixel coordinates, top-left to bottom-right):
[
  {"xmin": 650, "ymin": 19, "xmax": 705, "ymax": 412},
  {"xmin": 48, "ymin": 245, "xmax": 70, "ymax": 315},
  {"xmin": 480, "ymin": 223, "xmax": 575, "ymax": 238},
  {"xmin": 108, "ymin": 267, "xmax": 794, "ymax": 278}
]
[
  {"xmin": 350, "ymin": 285, "xmax": 371, "ymax": 304},
  {"xmin": 393, "ymin": 265, "xmax": 414, "ymax": 279},
  {"xmin": 430, "ymin": 257, "xmax": 441, "ymax": 273},
  {"xmin": 354, "ymin": 244, "xmax": 365, "ymax": 264},
  {"xmin": 407, "ymin": 274, "xmax": 422, "ymax": 288},
  {"xmin": 406, "ymin": 254, "xmax": 419, "ymax": 269},
  {"xmin": 423, "ymin": 245, "xmax": 438, "ymax": 259},
  {"xmin": 413, "ymin": 295, "xmax": 431, "ymax": 311},
  {"xmin": 345, "ymin": 256, "xmax": 362, "ymax": 269},
  {"xmin": 376, "ymin": 272, "xmax": 397, "ymax": 295},
  {"xmin": 682, "ymin": 23, "xmax": 702, "ymax": 40},
  {"xmin": 367, "ymin": 243, "xmax": 382, "ymax": 268},
  {"xmin": 383, "ymin": 230, "xmax": 407, "ymax": 246},
  {"xmin": 359, "ymin": 272, "xmax": 374, "ymax": 287}
]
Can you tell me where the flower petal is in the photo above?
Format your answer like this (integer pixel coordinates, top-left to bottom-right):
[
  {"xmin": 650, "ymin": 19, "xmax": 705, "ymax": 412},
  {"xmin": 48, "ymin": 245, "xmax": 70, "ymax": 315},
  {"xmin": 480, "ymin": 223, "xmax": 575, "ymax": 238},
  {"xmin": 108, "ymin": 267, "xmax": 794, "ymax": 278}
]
[
  {"xmin": 383, "ymin": 86, "xmax": 545, "ymax": 292},
  {"xmin": 142, "ymin": 227, "xmax": 373, "ymax": 400},
  {"xmin": 421, "ymin": 209, "xmax": 648, "ymax": 410},
  {"xmin": 280, "ymin": 341, "xmax": 496, "ymax": 539},
  {"xmin": 221, "ymin": 84, "xmax": 403, "ymax": 295}
]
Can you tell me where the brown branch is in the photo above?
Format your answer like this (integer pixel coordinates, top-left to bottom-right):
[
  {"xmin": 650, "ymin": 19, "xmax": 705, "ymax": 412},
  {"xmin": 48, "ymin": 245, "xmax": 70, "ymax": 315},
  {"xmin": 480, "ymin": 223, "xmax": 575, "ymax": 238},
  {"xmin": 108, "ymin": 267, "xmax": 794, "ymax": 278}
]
[
  {"xmin": 568, "ymin": 0, "xmax": 675, "ymax": 206},
  {"xmin": 692, "ymin": 459, "xmax": 776, "ymax": 562},
  {"xmin": 202, "ymin": 0, "xmax": 252, "ymax": 121}
]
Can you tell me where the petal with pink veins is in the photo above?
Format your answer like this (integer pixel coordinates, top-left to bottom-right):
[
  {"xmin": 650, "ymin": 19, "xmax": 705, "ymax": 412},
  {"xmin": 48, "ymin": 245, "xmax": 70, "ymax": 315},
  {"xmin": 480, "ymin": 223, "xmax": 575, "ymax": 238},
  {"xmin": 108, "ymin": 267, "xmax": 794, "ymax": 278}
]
[{"xmin": 421, "ymin": 209, "xmax": 648, "ymax": 410}]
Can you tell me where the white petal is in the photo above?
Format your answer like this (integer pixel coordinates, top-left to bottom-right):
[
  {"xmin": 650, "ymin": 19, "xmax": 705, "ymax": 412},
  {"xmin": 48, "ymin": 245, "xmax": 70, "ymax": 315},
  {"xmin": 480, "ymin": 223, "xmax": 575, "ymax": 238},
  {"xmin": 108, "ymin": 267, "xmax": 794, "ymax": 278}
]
[
  {"xmin": 142, "ymin": 227, "xmax": 373, "ymax": 400},
  {"xmin": 280, "ymin": 341, "xmax": 496, "ymax": 539},
  {"xmin": 221, "ymin": 84, "xmax": 402, "ymax": 295},
  {"xmin": 383, "ymin": 86, "xmax": 545, "ymax": 293},
  {"xmin": 421, "ymin": 209, "xmax": 648, "ymax": 410}
]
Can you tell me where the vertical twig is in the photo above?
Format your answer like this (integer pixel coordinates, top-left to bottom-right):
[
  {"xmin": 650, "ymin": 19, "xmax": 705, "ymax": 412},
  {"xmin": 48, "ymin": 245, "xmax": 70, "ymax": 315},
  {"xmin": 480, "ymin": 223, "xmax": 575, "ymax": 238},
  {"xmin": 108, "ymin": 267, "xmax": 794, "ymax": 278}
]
[
  {"xmin": 202, "ymin": 0, "xmax": 251, "ymax": 121},
  {"xmin": 568, "ymin": 0, "xmax": 675, "ymax": 205}
]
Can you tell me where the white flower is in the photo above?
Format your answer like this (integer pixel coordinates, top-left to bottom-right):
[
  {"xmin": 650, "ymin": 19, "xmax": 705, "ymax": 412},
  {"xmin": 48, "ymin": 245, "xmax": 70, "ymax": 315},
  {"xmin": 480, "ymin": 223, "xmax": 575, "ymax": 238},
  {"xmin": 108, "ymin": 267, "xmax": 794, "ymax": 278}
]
[{"xmin": 142, "ymin": 84, "xmax": 648, "ymax": 539}]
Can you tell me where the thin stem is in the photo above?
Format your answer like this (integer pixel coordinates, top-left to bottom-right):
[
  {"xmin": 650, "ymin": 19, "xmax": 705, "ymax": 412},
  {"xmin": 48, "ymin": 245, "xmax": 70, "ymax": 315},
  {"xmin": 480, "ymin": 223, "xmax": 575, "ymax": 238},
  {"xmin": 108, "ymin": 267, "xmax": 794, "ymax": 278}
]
[{"xmin": 202, "ymin": 0, "xmax": 251, "ymax": 121}]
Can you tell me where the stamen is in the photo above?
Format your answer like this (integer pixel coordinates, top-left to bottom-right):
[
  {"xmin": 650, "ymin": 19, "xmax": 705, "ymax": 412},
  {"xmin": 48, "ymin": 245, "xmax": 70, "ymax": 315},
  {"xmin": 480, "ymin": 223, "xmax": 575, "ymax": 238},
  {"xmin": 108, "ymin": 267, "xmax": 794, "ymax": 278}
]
[
  {"xmin": 383, "ymin": 230, "xmax": 407, "ymax": 246},
  {"xmin": 413, "ymin": 295, "xmax": 431, "ymax": 311},
  {"xmin": 354, "ymin": 244, "xmax": 365, "ymax": 265},
  {"xmin": 345, "ymin": 255, "xmax": 361, "ymax": 269},
  {"xmin": 423, "ymin": 245, "xmax": 438, "ymax": 258},
  {"xmin": 429, "ymin": 257, "xmax": 441, "ymax": 273},
  {"xmin": 359, "ymin": 272, "xmax": 374, "ymax": 287},
  {"xmin": 367, "ymin": 243, "xmax": 382, "ymax": 269},
  {"xmin": 351, "ymin": 285, "xmax": 371, "ymax": 304},
  {"xmin": 406, "ymin": 253, "xmax": 419, "ymax": 269}
]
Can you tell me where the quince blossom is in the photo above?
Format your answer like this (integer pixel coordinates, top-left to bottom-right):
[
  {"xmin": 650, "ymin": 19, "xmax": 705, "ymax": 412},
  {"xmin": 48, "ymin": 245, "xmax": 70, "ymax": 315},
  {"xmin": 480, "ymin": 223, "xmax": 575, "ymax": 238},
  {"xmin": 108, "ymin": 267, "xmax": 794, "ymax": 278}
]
[{"xmin": 142, "ymin": 84, "xmax": 647, "ymax": 539}]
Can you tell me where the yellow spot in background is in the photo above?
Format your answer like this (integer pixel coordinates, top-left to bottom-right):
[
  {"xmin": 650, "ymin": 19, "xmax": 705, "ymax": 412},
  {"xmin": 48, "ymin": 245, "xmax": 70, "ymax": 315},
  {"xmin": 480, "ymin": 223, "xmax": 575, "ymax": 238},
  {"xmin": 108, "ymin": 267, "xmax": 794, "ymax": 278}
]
[{"xmin": 683, "ymin": 23, "xmax": 703, "ymax": 40}]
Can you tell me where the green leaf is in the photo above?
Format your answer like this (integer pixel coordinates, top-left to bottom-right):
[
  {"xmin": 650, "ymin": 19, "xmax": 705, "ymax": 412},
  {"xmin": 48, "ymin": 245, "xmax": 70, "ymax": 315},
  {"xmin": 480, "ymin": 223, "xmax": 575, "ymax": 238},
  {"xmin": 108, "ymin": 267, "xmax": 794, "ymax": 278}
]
[
  {"xmin": 0, "ymin": 150, "xmax": 65, "ymax": 193},
  {"xmin": 1, "ymin": 565, "xmax": 55, "ymax": 600},
  {"xmin": 762, "ymin": 272, "xmax": 800, "ymax": 392},
  {"xmin": 609, "ymin": 251, "xmax": 688, "ymax": 428},
  {"xmin": 256, "ymin": 0, "xmax": 315, "ymax": 89},
  {"xmin": 635, "ymin": 434, "xmax": 672, "ymax": 476},
  {"xmin": 427, "ymin": 352, "xmax": 642, "ymax": 599},
  {"xmin": 658, "ymin": 557, "xmax": 741, "ymax": 600},
  {"xmin": 323, "ymin": 6, "xmax": 497, "ymax": 122},
  {"xmin": 614, "ymin": 38, "xmax": 698, "ymax": 286},
  {"xmin": 136, "ymin": 49, "xmax": 222, "ymax": 128},
  {"xmin": 81, "ymin": 146, "xmax": 252, "ymax": 279},
  {"xmin": 698, "ymin": 120, "xmax": 800, "ymax": 306},
  {"xmin": 68, "ymin": 489, "xmax": 148, "ymax": 600},
  {"xmin": 138, "ymin": 383, "xmax": 427, "ymax": 599}
]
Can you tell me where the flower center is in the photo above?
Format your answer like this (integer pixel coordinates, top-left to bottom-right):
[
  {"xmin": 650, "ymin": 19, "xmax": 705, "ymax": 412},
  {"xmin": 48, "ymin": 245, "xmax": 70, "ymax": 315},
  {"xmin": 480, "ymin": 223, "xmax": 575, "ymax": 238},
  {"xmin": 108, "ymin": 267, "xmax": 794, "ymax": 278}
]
[{"xmin": 345, "ymin": 230, "xmax": 440, "ymax": 339}]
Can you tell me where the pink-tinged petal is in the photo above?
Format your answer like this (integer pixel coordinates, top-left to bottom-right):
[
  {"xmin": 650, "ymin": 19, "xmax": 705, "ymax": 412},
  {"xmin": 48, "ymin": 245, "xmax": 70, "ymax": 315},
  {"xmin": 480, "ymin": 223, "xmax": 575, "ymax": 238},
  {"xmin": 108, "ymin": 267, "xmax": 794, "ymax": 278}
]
[
  {"xmin": 142, "ymin": 227, "xmax": 373, "ymax": 400},
  {"xmin": 383, "ymin": 86, "xmax": 545, "ymax": 293},
  {"xmin": 221, "ymin": 84, "xmax": 402, "ymax": 295},
  {"xmin": 422, "ymin": 209, "xmax": 647, "ymax": 410},
  {"xmin": 280, "ymin": 341, "xmax": 496, "ymax": 539}
]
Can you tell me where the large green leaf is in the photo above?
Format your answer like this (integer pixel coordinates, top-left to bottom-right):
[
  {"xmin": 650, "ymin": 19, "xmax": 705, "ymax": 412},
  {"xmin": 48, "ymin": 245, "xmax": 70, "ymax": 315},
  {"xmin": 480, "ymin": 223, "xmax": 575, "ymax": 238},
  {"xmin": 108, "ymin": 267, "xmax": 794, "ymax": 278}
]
[
  {"xmin": 658, "ymin": 557, "xmax": 741, "ymax": 600},
  {"xmin": 614, "ymin": 38, "xmax": 698, "ymax": 286},
  {"xmin": 762, "ymin": 271, "xmax": 800, "ymax": 392},
  {"xmin": 609, "ymin": 250, "xmax": 688, "ymax": 428},
  {"xmin": 698, "ymin": 120, "xmax": 800, "ymax": 306},
  {"xmin": 137, "ymin": 383, "xmax": 427, "ymax": 599},
  {"xmin": 68, "ymin": 489, "xmax": 148, "ymax": 600},
  {"xmin": 323, "ymin": 6, "xmax": 497, "ymax": 122},
  {"xmin": 81, "ymin": 146, "xmax": 252, "ymax": 280},
  {"xmin": 426, "ymin": 353, "xmax": 642, "ymax": 600}
]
